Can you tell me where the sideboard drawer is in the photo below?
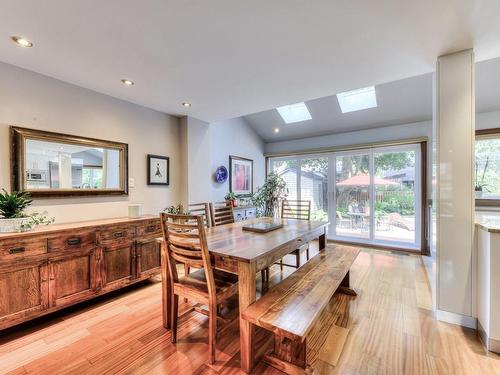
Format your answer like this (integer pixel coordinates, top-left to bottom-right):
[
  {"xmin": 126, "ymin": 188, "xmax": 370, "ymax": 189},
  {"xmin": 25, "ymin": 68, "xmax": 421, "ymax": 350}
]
[
  {"xmin": 136, "ymin": 220, "xmax": 161, "ymax": 237},
  {"xmin": 48, "ymin": 230, "xmax": 96, "ymax": 252},
  {"xmin": 100, "ymin": 225, "xmax": 135, "ymax": 245},
  {"xmin": 0, "ymin": 237, "xmax": 47, "ymax": 259}
]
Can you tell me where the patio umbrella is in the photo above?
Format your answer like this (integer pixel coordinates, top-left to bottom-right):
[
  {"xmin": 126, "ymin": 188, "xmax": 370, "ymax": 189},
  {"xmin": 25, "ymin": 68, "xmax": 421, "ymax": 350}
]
[{"xmin": 337, "ymin": 173, "xmax": 398, "ymax": 186}]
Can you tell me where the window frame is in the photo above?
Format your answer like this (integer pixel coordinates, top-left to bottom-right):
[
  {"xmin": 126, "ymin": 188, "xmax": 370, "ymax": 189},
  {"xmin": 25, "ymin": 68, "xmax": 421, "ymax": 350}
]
[{"xmin": 476, "ymin": 128, "xmax": 500, "ymax": 207}]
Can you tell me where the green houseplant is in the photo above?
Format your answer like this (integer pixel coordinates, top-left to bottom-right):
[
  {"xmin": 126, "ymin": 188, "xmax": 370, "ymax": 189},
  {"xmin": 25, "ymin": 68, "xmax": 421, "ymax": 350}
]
[
  {"xmin": 0, "ymin": 189, "xmax": 54, "ymax": 232},
  {"xmin": 163, "ymin": 204, "xmax": 187, "ymax": 215},
  {"xmin": 251, "ymin": 172, "xmax": 288, "ymax": 217},
  {"xmin": 224, "ymin": 192, "xmax": 237, "ymax": 207}
]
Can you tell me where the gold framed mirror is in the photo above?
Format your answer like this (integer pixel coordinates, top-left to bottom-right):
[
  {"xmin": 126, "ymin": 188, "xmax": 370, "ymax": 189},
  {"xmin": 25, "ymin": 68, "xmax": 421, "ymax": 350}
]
[{"xmin": 10, "ymin": 126, "xmax": 128, "ymax": 197}]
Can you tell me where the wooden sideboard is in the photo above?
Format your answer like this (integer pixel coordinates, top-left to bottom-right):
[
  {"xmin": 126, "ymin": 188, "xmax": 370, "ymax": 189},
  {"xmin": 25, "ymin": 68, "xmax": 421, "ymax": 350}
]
[{"xmin": 0, "ymin": 216, "xmax": 162, "ymax": 330}]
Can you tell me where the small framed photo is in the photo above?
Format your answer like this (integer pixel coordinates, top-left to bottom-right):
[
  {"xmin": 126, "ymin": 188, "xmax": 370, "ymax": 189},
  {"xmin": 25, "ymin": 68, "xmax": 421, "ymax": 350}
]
[
  {"xmin": 229, "ymin": 155, "xmax": 253, "ymax": 197},
  {"xmin": 147, "ymin": 154, "xmax": 169, "ymax": 185}
]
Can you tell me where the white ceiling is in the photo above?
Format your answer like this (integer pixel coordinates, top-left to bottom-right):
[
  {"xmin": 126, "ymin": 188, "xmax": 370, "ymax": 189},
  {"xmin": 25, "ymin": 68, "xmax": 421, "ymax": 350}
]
[
  {"xmin": 1, "ymin": 0, "xmax": 500, "ymax": 123},
  {"xmin": 245, "ymin": 56, "xmax": 500, "ymax": 141}
]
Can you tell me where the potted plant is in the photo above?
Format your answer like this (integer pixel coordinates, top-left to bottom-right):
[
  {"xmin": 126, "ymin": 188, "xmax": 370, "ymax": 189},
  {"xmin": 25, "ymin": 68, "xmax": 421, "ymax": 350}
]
[
  {"xmin": 224, "ymin": 192, "xmax": 238, "ymax": 207},
  {"xmin": 0, "ymin": 189, "xmax": 54, "ymax": 233},
  {"xmin": 475, "ymin": 159, "xmax": 489, "ymax": 197},
  {"xmin": 251, "ymin": 172, "xmax": 288, "ymax": 217},
  {"xmin": 163, "ymin": 204, "xmax": 186, "ymax": 215}
]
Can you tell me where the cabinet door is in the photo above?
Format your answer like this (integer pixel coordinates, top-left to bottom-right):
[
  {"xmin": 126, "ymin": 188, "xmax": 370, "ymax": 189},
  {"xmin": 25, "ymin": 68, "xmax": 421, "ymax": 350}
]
[
  {"xmin": 234, "ymin": 210, "xmax": 245, "ymax": 222},
  {"xmin": 48, "ymin": 249, "xmax": 97, "ymax": 308},
  {"xmin": 0, "ymin": 260, "xmax": 49, "ymax": 329},
  {"xmin": 137, "ymin": 238, "xmax": 161, "ymax": 278},
  {"xmin": 102, "ymin": 243, "xmax": 136, "ymax": 288},
  {"xmin": 245, "ymin": 208, "xmax": 256, "ymax": 220}
]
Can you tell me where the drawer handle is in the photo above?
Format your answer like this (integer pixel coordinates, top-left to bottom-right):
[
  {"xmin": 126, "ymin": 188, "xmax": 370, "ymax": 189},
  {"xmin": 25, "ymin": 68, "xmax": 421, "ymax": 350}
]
[
  {"xmin": 297, "ymin": 238, "xmax": 303, "ymax": 242},
  {"xmin": 67, "ymin": 237, "xmax": 82, "ymax": 246},
  {"xmin": 113, "ymin": 231, "xmax": 125, "ymax": 238},
  {"xmin": 9, "ymin": 246, "xmax": 25, "ymax": 254},
  {"xmin": 146, "ymin": 225, "xmax": 156, "ymax": 233}
]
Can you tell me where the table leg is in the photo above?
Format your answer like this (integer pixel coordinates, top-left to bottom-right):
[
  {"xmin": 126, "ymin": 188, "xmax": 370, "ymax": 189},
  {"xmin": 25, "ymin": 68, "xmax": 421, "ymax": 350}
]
[
  {"xmin": 160, "ymin": 240, "xmax": 171, "ymax": 329},
  {"xmin": 319, "ymin": 227, "xmax": 326, "ymax": 251},
  {"xmin": 238, "ymin": 261, "xmax": 257, "ymax": 373}
]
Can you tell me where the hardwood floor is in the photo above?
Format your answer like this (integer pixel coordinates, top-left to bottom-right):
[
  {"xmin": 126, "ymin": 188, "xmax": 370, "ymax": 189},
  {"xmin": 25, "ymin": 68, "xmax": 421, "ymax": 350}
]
[{"xmin": 1, "ymin": 246, "xmax": 500, "ymax": 374}]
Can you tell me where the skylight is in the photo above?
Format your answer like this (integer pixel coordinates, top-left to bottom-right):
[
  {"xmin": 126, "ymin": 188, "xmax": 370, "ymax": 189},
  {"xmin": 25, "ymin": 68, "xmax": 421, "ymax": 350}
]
[
  {"xmin": 276, "ymin": 102, "xmax": 312, "ymax": 124},
  {"xmin": 336, "ymin": 86, "xmax": 377, "ymax": 113}
]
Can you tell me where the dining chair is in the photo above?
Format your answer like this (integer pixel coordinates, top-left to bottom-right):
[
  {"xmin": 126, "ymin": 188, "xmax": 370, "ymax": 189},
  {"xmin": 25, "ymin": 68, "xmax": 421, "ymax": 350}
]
[
  {"xmin": 209, "ymin": 202, "xmax": 235, "ymax": 227},
  {"xmin": 280, "ymin": 199, "xmax": 312, "ymax": 269},
  {"xmin": 160, "ymin": 213, "xmax": 239, "ymax": 365},
  {"xmin": 210, "ymin": 202, "xmax": 270, "ymax": 283},
  {"xmin": 188, "ymin": 202, "xmax": 211, "ymax": 229},
  {"xmin": 184, "ymin": 203, "xmax": 211, "ymax": 277}
]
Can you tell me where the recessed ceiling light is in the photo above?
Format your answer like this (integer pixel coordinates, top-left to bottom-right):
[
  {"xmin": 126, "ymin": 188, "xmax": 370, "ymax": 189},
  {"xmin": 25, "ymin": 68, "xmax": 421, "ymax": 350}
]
[
  {"xmin": 121, "ymin": 79, "xmax": 134, "ymax": 86},
  {"xmin": 11, "ymin": 36, "xmax": 33, "ymax": 47},
  {"xmin": 274, "ymin": 128, "xmax": 280, "ymax": 133},
  {"xmin": 276, "ymin": 102, "xmax": 312, "ymax": 124},
  {"xmin": 182, "ymin": 102, "xmax": 191, "ymax": 108},
  {"xmin": 336, "ymin": 86, "xmax": 377, "ymax": 113}
]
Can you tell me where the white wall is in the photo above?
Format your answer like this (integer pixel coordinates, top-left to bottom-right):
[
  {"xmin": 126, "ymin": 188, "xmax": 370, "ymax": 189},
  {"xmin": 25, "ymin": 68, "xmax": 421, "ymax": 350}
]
[
  {"xmin": 264, "ymin": 120, "xmax": 433, "ymax": 155},
  {"xmin": 209, "ymin": 117, "xmax": 265, "ymax": 202},
  {"xmin": 0, "ymin": 61, "xmax": 182, "ymax": 223},
  {"xmin": 477, "ymin": 110, "xmax": 500, "ymax": 130}
]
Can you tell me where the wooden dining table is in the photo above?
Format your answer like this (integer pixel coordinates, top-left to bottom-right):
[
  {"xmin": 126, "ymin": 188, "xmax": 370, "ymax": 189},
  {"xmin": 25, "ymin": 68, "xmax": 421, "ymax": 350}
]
[{"xmin": 159, "ymin": 217, "xmax": 329, "ymax": 373}]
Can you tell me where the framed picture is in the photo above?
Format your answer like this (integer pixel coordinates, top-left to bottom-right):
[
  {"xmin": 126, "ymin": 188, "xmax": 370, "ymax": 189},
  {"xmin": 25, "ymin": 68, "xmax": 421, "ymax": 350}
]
[
  {"xmin": 147, "ymin": 154, "xmax": 169, "ymax": 185},
  {"xmin": 229, "ymin": 155, "xmax": 253, "ymax": 196}
]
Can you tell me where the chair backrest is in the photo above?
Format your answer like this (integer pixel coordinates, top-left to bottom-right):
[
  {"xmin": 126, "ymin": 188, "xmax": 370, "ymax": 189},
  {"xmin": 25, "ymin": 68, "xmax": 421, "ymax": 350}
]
[
  {"xmin": 209, "ymin": 202, "xmax": 235, "ymax": 227},
  {"xmin": 160, "ymin": 213, "xmax": 216, "ymax": 298},
  {"xmin": 281, "ymin": 200, "xmax": 311, "ymax": 221},
  {"xmin": 188, "ymin": 202, "xmax": 211, "ymax": 228}
]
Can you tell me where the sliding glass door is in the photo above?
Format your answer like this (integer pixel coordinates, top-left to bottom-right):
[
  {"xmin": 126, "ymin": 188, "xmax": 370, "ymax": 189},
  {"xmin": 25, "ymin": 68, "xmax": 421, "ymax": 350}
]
[
  {"xmin": 333, "ymin": 152, "xmax": 371, "ymax": 240},
  {"xmin": 269, "ymin": 143, "xmax": 422, "ymax": 250},
  {"xmin": 331, "ymin": 144, "xmax": 421, "ymax": 249}
]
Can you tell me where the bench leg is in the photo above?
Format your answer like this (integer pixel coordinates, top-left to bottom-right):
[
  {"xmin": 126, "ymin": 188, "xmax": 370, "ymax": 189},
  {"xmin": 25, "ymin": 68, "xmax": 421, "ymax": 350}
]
[
  {"xmin": 264, "ymin": 335, "xmax": 312, "ymax": 375},
  {"xmin": 319, "ymin": 229, "xmax": 326, "ymax": 251},
  {"xmin": 338, "ymin": 270, "xmax": 357, "ymax": 296}
]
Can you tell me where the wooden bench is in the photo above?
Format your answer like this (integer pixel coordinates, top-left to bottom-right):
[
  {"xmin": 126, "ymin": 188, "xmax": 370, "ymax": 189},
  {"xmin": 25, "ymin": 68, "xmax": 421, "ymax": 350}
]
[{"xmin": 242, "ymin": 244, "xmax": 360, "ymax": 374}]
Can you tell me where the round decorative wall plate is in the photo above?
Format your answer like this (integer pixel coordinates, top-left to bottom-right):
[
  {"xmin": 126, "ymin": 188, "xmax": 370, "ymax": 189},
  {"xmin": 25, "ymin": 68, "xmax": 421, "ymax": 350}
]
[{"xmin": 215, "ymin": 166, "xmax": 228, "ymax": 183}]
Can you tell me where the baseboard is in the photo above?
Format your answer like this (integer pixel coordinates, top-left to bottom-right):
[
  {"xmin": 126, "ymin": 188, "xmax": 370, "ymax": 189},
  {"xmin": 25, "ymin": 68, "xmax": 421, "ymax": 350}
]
[
  {"xmin": 478, "ymin": 320, "xmax": 500, "ymax": 353},
  {"xmin": 436, "ymin": 309, "xmax": 477, "ymax": 329}
]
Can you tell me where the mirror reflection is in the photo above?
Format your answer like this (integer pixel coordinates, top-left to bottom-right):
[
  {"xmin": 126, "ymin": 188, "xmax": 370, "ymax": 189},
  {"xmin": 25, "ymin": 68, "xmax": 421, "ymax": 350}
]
[{"xmin": 25, "ymin": 139, "xmax": 121, "ymax": 190}]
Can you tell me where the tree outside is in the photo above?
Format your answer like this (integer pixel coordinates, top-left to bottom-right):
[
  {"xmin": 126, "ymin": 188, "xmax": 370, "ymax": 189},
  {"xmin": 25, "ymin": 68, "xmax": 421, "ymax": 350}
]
[{"xmin": 475, "ymin": 138, "xmax": 500, "ymax": 198}]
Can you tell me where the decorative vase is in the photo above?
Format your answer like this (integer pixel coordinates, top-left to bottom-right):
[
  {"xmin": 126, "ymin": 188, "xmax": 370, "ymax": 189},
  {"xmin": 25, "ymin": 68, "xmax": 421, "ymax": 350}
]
[
  {"xmin": 128, "ymin": 204, "xmax": 141, "ymax": 219},
  {"xmin": 0, "ymin": 217, "xmax": 31, "ymax": 233}
]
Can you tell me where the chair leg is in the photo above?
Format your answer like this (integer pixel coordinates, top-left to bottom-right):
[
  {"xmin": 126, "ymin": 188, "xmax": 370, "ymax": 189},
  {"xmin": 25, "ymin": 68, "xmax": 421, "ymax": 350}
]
[
  {"xmin": 306, "ymin": 246, "xmax": 310, "ymax": 261},
  {"xmin": 171, "ymin": 294, "xmax": 179, "ymax": 343},
  {"xmin": 280, "ymin": 258, "xmax": 283, "ymax": 271},
  {"xmin": 183, "ymin": 264, "xmax": 190, "ymax": 303},
  {"xmin": 208, "ymin": 303, "xmax": 217, "ymax": 365},
  {"xmin": 296, "ymin": 251, "xmax": 300, "ymax": 268}
]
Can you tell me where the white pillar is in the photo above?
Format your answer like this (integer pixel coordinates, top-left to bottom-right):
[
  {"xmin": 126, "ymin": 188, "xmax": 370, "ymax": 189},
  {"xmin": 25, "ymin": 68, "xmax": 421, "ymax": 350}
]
[
  {"xmin": 179, "ymin": 116, "xmax": 212, "ymax": 205},
  {"xmin": 435, "ymin": 49, "xmax": 476, "ymax": 327}
]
